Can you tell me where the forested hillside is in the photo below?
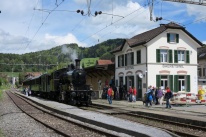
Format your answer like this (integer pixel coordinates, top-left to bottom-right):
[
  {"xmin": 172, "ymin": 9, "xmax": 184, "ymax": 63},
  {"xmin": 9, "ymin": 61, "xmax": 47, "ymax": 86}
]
[{"xmin": 0, "ymin": 38, "xmax": 124, "ymax": 73}]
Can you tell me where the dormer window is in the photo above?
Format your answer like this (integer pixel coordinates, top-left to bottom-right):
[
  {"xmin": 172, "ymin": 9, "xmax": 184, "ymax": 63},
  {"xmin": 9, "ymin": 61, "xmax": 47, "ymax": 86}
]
[{"xmin": 167, "ymin": 33, "xmax": 179, "ymax": 43}]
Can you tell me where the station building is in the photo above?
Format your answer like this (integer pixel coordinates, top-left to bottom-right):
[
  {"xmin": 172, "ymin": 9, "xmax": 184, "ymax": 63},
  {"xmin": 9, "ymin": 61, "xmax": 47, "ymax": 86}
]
[
  {"xmin": 197, "ymin": 46, "xmax": 206, "ymax": 90},
  {"xmin": 81, "ymin": 58, "xmax": 115, "ymax": 98},
  {"xmin": 111, "ymin": 22, "xmax": 202, "ymax": 100}
]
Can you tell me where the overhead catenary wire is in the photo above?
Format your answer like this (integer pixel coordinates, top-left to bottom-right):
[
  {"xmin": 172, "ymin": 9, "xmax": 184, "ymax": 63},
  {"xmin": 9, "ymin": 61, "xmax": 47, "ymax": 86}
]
[
  {"xmin": 21, "ymin": 0, "xmax": 40, "ymax": 51},
  {"xmin": 80, "ymin": 0, "xmax": 159, "ymax": 44},
  {"xmin": 183, "ymin": 16, "xmax": 206, "ymax": 26},
  {"xmin": 25, "ymin": 0, "xmax": 65, "ymax": 50},
  {"xmin": 87, "ymin": 1, "xmax": 161, "ymax": 46}
]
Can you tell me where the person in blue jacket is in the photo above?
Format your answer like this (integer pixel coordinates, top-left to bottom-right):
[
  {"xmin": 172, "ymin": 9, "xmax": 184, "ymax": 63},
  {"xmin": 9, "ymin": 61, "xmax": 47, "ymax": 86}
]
[{"xmin": 145, "ymin": 86, "xmax": 153, "ymax": 107}]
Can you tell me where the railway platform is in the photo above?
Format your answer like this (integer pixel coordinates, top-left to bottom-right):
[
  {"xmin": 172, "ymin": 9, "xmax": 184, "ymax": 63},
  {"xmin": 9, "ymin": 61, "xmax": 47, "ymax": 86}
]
[
  {"xmin": 13, "ymin": 89, "xmax": 175, "ymax": 137},
  {"xmin": 92, "ymin": 99, "xmax": 206, "ymax": 127}
]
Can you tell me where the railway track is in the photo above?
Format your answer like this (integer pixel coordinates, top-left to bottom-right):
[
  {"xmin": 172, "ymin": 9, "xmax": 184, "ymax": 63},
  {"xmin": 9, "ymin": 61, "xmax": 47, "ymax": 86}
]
[
  {"xmin": 80, "ymin": 104, "xmax": 206, "ymax": 137},
  {"xmin": 6, "ymin": 91, "xmax": 118, "ymax": 137}
]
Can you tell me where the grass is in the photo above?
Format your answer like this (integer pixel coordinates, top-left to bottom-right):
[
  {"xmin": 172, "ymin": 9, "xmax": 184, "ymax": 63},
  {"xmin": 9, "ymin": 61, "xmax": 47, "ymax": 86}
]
[
  {"xmin": 0, "ymin": 72, "xmax": 19, "ymax": 77},
  {"xmin": 0, "ymin": 85, "xmax": 9, "ymax": 100},
  {"xmin": 0, "ymin": 129, "xmax": 4, "ymax": 137}
]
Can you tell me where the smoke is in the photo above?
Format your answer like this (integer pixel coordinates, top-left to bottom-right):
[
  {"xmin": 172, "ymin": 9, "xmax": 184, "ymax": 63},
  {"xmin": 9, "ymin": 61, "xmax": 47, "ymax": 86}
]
[{"xmin": 61, "ymin": 45, "xmax": 78, "ymax": 64}]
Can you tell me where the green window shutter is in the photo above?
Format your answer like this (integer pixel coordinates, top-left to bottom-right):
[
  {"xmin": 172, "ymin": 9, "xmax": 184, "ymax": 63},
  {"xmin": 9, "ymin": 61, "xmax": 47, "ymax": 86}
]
[
  {"xmin": 131, "ymin": 52, "xmax": 134, "ymax": 65},
  {"xmin": 186, "ymin": 50, "xmax": 190, "ymax": 63},
  {"xmin": 174, "ymin": 50, "xmax": 178, "ymax": 63},
  {"xmin": 167, "ymin": 33, "xmax": 170, "ymax": 43},
  {"xmin": 156, "ymin": 75, "xmax": 161, "ymax": 88},
  {"xmin": 186, "ymin": 75, "xmax": 190, "ymax": 92},
  {"xmin": 169, "ymin": 75, "xmax": 173, "ymax": 91},
  {"xmin": 174, "ymin": 75, "xmax": 179, "ymax": 92},
  {"xmin": 122, "ymin": 55, "xmax": 124, "ymax": 66},
  {"xmin": 176, "ymin": 34, "xmax": 179, "ymax": 43},
  {"xmin": 118, "ymin": 56, "xmax": 120, "ymax": 67},
  {"xmin": 125, "ymin": 54, "xmax": 127, "ymax": 66},
  {"xmin": 169, "ymin": 50, "xmax": 173, "ymax": 63},
  {"xmin": 156, "ymin": 49, "xmax": 160, "ymax": 63}
]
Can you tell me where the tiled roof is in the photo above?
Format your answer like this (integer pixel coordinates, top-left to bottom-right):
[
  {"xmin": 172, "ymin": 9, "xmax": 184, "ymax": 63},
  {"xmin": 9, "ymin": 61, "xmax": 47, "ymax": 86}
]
[
  {"xmin": 97, "ymin": 60, "xmax": 113, "ymax": 65},
  {"xmin": 111, "ymin": 22, "xmax": 203, "ymax": 53},
  {"xmin": 198, "ymin": 46, "xmax": 206, "ymax": 59},
  {"xmin": 25, "ymin": 72, "xmax": 42, "ymax": 77}
]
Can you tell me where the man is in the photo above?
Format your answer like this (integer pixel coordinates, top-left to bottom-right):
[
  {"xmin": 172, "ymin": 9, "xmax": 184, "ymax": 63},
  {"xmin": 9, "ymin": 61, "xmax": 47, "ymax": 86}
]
[
  {"xmin": 129, "ymin": 86, "xmax": 133, "ymax": 102},
  {"xmin": 165, "ymin": 87, "xmax": 172, "ymax": 108}
]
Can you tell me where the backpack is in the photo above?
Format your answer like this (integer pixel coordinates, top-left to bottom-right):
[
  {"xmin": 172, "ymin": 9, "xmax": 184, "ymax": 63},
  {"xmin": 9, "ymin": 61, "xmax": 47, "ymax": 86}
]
[
  {"xmin": 170, "ymin": 91, "xmax": 173, "ymax": 98},
  {"xmin": 112, "ymin": 90, "xmax": 114, "ymax": 96},
  {"xmin": 148, "ymin": 94, "xmax": 153, "ymax": 101}
]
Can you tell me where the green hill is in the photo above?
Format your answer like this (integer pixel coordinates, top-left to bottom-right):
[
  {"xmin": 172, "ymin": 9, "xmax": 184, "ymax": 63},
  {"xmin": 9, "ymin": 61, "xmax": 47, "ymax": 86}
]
[{"xmin": 0, "ymin": 38, "xmax": 124, "ymax": 73}]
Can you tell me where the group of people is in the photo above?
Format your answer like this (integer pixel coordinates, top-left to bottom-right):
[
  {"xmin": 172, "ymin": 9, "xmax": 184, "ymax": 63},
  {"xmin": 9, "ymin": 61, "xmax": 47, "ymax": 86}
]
[
  {"xmin": 144, "ymin": 86, "xmax": 173, "ymax": 108},
  {"xmin": 128, "ymin": 86, "xmax": 137, "ymax": 102},
  {"xmin": 106, "ymin": 85, "xmax": 138, "ymax": 104},
  {"xmin": 23, "ymin": 86, "xmax": 31, "ymax": 96}
]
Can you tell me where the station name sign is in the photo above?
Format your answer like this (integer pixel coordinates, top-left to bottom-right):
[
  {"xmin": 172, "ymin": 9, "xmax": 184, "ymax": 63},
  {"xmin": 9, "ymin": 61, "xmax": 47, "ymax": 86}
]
[
  {"xmin": 125, "ymin": 66, "xmax": 134, "ymax": 70},
  {"xmin": 162, "ymin": 64, "xmax": 184, "ymax": 68}
]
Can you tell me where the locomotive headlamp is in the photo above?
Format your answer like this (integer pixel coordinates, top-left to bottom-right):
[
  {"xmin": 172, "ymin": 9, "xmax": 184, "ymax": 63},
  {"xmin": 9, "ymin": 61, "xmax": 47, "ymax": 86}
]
[{"xmin": 71, "ymin": 92, "xmax": 76, "ymax": 97}]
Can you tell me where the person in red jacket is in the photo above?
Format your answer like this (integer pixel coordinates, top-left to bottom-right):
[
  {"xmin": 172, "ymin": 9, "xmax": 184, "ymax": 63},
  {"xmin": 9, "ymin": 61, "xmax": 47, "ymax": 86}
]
[
  {"xmin": 107, "ymin": 85, "xmax": 113, "ymax": 104},
  {"xmin": 165, "ymin": 87, "xmax": 172, "ymax": 108},
  {"xmin": 129, "ymin": 86, "xmax": 133, "ymax": 102},
  {"xmin": 133, "ymin": 87, "xmax": 137, "ymax": 102}
]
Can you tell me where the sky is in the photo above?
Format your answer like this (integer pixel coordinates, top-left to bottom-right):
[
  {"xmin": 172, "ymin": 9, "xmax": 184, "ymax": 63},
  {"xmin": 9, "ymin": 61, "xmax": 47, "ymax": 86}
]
[{"xmin": 0, "ymin": 0, "xmax": 206, "ymax": 54}]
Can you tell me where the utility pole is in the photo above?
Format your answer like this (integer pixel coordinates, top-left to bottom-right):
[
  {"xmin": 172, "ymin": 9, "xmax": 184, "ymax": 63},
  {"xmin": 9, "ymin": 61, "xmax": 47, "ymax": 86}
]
[
  {"xmin": 149, "ymin": 0, "xmax": 154, "ymax": 21},
  {"xmin": 163, "ymin": 0, "xmax": 206, "ymax": 6}
]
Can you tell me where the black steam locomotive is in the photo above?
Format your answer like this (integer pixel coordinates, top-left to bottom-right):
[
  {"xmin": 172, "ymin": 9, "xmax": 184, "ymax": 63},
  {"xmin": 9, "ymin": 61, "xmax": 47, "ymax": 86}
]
[{"xmin": 23, "ymin": 59, "xmax": 93, "ymax": 106}]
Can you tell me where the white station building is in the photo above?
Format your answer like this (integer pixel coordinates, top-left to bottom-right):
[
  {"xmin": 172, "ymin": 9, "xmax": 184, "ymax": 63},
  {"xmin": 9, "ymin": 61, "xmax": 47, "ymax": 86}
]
[{"xmin": 111, "ymin": 22, "xmax": 203, "ymax": 100}]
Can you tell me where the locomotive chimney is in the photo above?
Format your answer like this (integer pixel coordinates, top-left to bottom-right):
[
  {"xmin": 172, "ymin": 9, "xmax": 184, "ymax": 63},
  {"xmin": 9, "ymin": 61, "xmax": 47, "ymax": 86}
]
[{"xmin": 75, "ymin": 59, "xmax": 81, "ymax": 69}]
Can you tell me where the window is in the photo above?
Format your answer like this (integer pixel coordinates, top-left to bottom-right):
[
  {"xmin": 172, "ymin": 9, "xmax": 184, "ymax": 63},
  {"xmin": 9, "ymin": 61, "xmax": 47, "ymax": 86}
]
[
  {"xmin": 203, "ymin": 67, "xmax": 206, "ymax": 77},
  {"xmin": 178, "ymin": 76, "xmax": 185, "ymax": 91},
  {"xmin": 167, "ymin": 33, "xmax": 179, "ymax": 43},
  {"xmin": 118, "ymin": 55, "xmax": 124, "ymax": 67},
  {"xmin": 156, "ymin": 49, "xmax": 173, "ymax": 63},
  {"xmin": 174, "ymin": 50, "xmax": 190, "ymax": 63},
  {"xmin": 174, "ymin": 75, "xmax": 190, "ymax": 92},
  {"xmin": 156, "ymin": 75, "xmax": 173, "ymax": 91},
  {"xmin": 160, "ymin": 75, "xmax": 168, "ymax": 90},
  {"xmin": 136, "ymin": 50, "xmax": 141, "ymax": 64},
  {"xmin": 178, "ymin": 50, "xmax": 185, "ymax": 62},
  {"xmin": 160, "ymin": 50, "xmax": 168, "ymax": 63},
  {"xmin": 198, "ymin": 68, "xmax": 202, "ymax": 77},
  {"xmin": 125, "ymin": 52, "xmax": 134, "ymax": 66}
]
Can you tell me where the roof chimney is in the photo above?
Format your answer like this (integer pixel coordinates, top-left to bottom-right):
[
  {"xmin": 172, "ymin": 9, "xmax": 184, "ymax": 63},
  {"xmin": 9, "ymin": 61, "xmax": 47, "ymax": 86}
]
[{"xmin": 160, "ymin": 24, "xmax": 165, "ymax": 26}]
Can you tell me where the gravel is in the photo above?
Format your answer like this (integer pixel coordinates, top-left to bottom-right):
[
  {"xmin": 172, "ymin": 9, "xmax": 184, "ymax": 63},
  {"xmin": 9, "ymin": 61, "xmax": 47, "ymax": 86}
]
[{"xmin": 0, "ymin": 90, "xmax": 63, "ymax": 137}]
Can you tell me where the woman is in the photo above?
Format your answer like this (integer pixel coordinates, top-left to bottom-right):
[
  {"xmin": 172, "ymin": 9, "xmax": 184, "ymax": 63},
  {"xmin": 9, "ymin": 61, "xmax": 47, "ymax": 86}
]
[
  {"xmin": 107, "ymin": 85, "xmax": 113, "ymax": 104},
  {"xmin": 157, "ymin": 87, "xmax": 163, "ymax": 105}
]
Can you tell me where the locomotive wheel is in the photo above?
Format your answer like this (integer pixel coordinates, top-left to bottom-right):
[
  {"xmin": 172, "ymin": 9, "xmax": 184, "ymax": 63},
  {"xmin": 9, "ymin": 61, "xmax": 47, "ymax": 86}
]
[{"xmin": 70, "ymin": 99, "xmax": 77, "ymax": 105}]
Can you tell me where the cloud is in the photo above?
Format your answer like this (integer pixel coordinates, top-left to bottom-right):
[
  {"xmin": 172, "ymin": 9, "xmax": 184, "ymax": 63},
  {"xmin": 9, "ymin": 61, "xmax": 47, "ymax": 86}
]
[
  {"xmin": 83, "ymin": 1, "xmax": 156, "ymax": 44},
  {"xmin": 44, "ymin": 33, "xmax": 87, "ymax": 47},
  {"xmin": 186, "ymin": 5, "xmax": 206, "ymax": 21}
]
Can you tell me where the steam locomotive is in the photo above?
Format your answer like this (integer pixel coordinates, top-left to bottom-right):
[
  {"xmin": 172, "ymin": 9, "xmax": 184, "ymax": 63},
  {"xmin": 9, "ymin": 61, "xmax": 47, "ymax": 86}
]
[{"xmin": 22, "ymin": 59, "xmax": 93, "ymax": 106}]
